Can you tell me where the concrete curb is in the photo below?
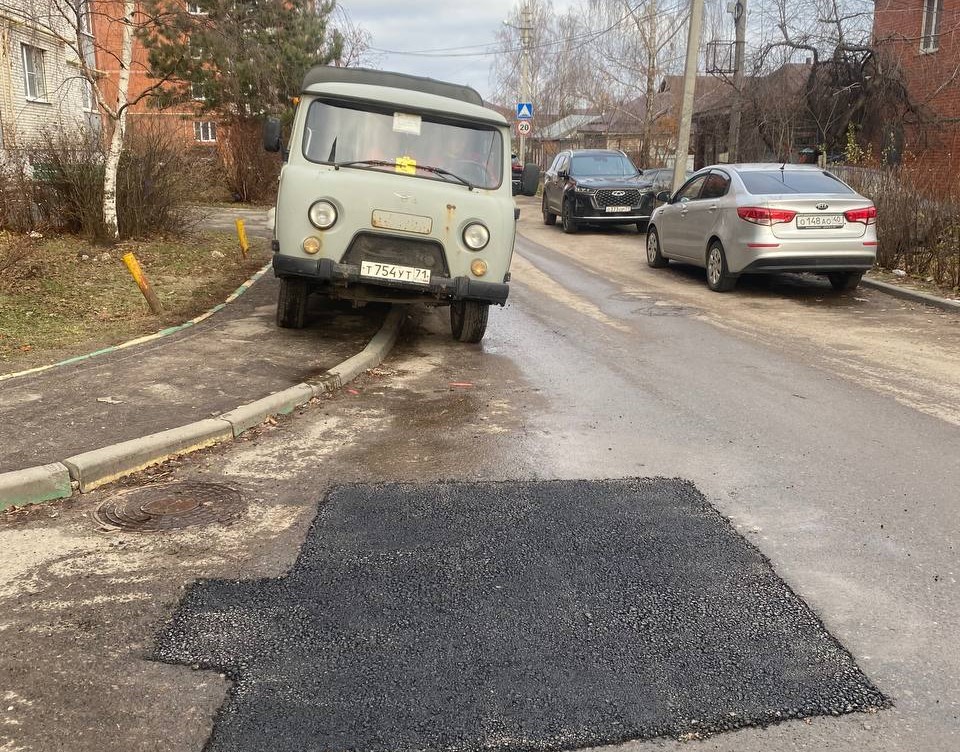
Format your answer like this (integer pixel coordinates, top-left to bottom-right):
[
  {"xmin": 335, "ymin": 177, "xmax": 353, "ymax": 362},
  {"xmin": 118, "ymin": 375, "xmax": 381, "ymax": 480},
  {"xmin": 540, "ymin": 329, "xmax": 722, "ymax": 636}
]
[
  {"xmin": 862, "ymin": 277, "xmax": 960, "ymax": 313},
  {"xmin": 2, "ymin": 305, "xmax": 408, "ymax": 504},
  {"xmin": 219, "ymin": 384, "xmax": 315, "ymax": 438},
  {"xmin": 0, "ymin": 463, "xmax": 73, "ymax": 510},
  {"xmin": 64, "ymin": 419, "xmax": 235, "ymax": 494}
]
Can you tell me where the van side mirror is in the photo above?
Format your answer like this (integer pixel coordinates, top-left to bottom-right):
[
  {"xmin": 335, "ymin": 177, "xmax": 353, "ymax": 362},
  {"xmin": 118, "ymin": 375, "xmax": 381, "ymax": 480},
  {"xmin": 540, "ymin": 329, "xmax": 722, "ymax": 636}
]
[
  {"xmin": 263, "ymin": 117, "xmax": 282, "ymax": 153},
  {"xmin": 656, "ymin": 190, "xmax": 671, "ymax": 203},
  {"xmin": 520, "ymin": 164, "xmax": 540, "ymax": 196}
]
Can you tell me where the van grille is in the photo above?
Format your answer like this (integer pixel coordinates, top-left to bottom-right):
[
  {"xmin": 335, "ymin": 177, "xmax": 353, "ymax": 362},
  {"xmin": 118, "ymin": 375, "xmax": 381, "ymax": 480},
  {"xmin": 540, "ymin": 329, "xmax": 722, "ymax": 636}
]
[{"xmin": 342, "ymin": 232, "xmax": 449, "ymax": 276}]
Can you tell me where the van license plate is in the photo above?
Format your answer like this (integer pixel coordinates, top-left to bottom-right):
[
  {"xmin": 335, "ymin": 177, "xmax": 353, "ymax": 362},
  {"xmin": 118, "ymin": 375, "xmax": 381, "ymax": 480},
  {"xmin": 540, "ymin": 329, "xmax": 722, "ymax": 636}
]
[
  {"xmin": 360, "ymin": 261, "xmax": 431, "ymax": 285},
  {"xmin": 605, "ymin": 205, "xmax": 630, "ymax": 213}
]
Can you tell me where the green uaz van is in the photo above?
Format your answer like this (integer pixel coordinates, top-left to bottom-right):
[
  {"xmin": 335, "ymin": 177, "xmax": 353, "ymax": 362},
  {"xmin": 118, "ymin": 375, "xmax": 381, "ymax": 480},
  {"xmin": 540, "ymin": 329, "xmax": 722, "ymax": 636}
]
[{"xmin": 263, "ymin": 66, "xmax": 539, "ymax": 342}]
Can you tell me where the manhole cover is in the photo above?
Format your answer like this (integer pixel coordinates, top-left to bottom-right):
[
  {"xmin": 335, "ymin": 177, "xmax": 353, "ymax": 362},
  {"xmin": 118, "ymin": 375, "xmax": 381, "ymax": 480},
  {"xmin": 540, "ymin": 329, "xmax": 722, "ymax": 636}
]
[
  {"xmin": 633, "ymin": 304, "xmax": 691, "ymax": 317},
  {"xmin": 95, "ymin": 482, "xmax": 244, "ymax": 532},
  {"xmin": 609, "ymin": 291, "xmax": 651, "ymax": 302}
]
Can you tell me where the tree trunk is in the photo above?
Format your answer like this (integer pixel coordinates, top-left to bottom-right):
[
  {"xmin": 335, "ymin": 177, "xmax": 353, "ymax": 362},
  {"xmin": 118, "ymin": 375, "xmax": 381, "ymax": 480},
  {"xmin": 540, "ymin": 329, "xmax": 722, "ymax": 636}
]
[{"xmin": 103, "ymin": 0, "xmax": 135, "ymax": 241}]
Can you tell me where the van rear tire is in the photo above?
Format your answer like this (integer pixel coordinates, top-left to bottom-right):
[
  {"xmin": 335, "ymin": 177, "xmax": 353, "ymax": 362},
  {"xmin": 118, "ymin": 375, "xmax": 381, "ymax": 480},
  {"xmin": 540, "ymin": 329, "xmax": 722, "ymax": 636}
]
[
  {"xmin": 450, "ymin": 300, "xmax": 489, "ymax": 343},
  {"xmin": 277, "ymin": 277, "xmax": 308, "ymax": 329}
]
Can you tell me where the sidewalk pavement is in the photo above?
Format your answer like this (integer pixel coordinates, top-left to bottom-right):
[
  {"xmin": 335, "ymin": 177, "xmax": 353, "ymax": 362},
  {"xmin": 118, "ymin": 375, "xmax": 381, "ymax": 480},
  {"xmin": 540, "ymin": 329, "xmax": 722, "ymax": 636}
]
[{"xmin": 0, "ymin": 205, "xmax": 408, "ymax": 505}]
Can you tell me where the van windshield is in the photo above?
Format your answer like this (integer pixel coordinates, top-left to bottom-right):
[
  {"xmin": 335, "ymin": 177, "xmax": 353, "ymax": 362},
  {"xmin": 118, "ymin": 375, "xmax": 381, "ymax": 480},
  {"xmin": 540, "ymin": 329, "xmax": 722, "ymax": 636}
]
[{"xmin": 302, "ymin": 99, "xmax": 503, "ymax": 189}]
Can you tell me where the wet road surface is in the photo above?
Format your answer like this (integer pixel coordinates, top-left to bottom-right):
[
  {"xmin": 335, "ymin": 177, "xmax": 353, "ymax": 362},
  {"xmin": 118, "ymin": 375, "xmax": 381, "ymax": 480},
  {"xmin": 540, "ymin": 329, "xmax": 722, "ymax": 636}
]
[{"xmin": 2, "ymin": 203, "xmax": 959, "ymax": 751}]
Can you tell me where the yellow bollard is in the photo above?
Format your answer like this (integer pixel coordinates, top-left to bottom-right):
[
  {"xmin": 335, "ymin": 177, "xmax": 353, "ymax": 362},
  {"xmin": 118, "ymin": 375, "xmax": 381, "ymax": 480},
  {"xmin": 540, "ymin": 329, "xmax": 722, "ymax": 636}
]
[
  {"xmin": 235, "ymin": 218, "xmax": 250, "ymax": 258},
  {"xmin": 122, "ymin": 252, "xmax": 163, "ymax": 314}
]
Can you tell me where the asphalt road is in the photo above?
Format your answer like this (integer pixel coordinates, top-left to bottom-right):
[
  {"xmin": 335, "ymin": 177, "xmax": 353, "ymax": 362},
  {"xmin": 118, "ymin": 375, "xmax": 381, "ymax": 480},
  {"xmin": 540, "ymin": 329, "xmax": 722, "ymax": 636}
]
[{"xmin": 1, "ymin": 199, "xmax": 959, "ymax": 751}]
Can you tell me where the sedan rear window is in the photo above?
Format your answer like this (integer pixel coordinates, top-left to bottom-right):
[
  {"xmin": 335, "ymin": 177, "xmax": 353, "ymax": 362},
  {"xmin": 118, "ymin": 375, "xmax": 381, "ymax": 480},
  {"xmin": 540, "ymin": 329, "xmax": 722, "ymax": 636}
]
[{"xmin": 739, "ymin": 170, "xmax": 854, "ymax": 195}]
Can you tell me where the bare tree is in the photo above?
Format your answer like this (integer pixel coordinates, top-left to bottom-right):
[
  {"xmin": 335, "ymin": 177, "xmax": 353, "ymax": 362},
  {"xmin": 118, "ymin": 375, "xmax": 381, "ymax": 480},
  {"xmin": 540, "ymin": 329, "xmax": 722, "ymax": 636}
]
[
  {"xmin": 584, "ymin": 0, "xmax": 687, "ymax": 165},
  {"xmin": 18, "ymin": 0, "xmax": 175, "ymax": 239}
]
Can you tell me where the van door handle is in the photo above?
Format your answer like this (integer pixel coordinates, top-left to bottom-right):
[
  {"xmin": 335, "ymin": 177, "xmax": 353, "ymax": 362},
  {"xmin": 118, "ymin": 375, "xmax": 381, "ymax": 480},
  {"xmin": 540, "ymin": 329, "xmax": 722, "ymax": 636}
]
[{"xmin": 708, "ymin": 204, "xmax": 718, "ymax": 212}]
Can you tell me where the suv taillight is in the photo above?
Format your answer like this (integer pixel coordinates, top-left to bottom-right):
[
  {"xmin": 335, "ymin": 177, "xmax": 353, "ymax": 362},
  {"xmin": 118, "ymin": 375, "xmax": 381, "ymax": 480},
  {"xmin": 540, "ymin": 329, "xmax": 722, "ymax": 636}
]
[
  {"xmin": 737, "ymin": 206, "xmax": 797, "ymax": 226},
  {"xmin": 844, "ymin": 206, "xmax": 877, "ymax": 225}
]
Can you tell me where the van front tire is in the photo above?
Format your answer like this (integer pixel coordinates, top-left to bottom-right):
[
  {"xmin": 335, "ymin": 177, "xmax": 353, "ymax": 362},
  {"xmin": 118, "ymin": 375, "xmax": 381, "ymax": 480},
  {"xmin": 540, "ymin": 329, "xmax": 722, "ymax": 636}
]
[
  {"xmin": 450, "ymin": 300, "xmax": 489, "ymax": 343},
  {"xmin": 277, "ymin": 277, "xmax": 308, "ymax": 329}
]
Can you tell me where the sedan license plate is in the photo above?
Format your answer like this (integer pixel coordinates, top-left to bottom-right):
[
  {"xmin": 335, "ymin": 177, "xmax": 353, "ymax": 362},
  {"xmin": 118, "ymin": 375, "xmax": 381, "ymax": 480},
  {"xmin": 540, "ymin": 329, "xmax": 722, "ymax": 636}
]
[
  {"xmin": 605, "ymin": 205, "xmax": 631, "ymax": 213},
  {"xmin": 360, "ymin": 261, "xmax": 431, "ymax": 285},
  {"xmin": 797, "ymin": 214, "xmax": 844, "ymax": 229}
]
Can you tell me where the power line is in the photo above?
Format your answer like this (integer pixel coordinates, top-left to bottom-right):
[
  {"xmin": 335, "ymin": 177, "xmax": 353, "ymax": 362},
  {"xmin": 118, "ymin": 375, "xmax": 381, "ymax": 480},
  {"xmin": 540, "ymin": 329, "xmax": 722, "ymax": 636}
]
[{"xmin": 368, "ymin": 0, "xmax": 688, "ymax": 60}]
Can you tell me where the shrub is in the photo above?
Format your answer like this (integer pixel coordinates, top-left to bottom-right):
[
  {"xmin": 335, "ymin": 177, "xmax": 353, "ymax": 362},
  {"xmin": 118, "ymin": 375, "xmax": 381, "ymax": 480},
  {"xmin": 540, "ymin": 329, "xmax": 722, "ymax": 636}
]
[
  {"xmin": 0, "ymin": 152, "xmax": 47, "ymax": 232},
  {"xmin": 216, "ymin": 119, "xmax": 282, "ymax": 203},
  {"xmin": 835, "ymin": 162, "xmax": 960, "ymax": 290},
  {"xmin": 24, "ymin": 124, "xmax": 195, "ymax": 241}
]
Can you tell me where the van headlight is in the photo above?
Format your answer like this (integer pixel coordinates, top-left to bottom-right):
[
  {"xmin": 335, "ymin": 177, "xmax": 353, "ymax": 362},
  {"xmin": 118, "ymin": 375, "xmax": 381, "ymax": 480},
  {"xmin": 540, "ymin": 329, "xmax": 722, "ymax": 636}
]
[
  {"xmin": 462, "ymin": 222, "xmax": 489, "ymax": 251},
  {"xmin": 308, "ymin": 200, "xmax": 337, "ymax": 229}
]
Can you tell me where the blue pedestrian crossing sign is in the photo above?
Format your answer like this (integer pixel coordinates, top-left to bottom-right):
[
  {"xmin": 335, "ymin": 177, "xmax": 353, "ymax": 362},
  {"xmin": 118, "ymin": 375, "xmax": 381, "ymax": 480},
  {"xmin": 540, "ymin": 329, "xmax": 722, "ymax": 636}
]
[{"xmin": 516, "ymin": 102, "xmax": 533, "ymax": 119}]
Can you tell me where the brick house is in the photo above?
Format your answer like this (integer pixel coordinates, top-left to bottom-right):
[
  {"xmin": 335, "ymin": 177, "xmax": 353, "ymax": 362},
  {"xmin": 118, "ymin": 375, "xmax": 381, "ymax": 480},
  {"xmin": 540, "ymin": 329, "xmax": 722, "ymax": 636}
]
[
  {"xmin": 0, "ymin": 0, "xmax": 100, "ymax": 160},
  {"xmin": 90, "ymin": 0, "xmax": 219, "ymax": 146},
  {"xmin": 873, "ymin": 0, "xmax": 960, "ymax": 173}
]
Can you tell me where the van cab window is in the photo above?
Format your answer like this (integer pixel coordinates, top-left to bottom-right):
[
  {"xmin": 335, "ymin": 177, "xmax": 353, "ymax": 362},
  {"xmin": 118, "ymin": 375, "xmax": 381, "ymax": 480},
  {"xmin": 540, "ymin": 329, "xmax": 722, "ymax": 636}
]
[{"xmin": 303, "ymin": 99, "xmax": 503, "ymax": 189}]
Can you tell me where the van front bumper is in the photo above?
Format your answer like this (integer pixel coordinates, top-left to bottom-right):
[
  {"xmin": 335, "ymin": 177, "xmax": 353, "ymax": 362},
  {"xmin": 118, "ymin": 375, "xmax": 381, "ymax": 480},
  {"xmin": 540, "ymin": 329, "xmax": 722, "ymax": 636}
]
[{"xmin": 273, "ymin": 254, "xmax": 510, "ymax": 305}]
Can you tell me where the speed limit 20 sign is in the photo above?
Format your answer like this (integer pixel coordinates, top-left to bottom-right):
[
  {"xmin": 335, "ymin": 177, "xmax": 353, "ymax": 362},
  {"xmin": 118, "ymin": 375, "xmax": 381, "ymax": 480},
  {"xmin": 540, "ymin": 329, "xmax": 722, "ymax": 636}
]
[{"xmin": 517, "ymin": 120, "xmax": 531, "ymax": 135}]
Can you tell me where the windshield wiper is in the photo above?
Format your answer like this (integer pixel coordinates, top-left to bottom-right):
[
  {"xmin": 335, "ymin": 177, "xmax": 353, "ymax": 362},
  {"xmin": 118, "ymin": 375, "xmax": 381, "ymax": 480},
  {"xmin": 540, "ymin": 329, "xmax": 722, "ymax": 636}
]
[
  {"xmin": 332, "ymin": 160, "xmax": 476, "ymax": 190},
  {"xmin": 333, "ymin": 159, "xmax": 395, "ymax": 169},
  {"xmin": 415, "ymin": 164, "xmax": 475, "ymax": 190}
]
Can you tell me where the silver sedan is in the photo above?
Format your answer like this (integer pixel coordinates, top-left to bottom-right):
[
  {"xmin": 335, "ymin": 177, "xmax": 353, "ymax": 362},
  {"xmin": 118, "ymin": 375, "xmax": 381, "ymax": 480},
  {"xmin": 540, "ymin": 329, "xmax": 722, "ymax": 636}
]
[{"xmin": 646, "ymin": 164, "xmax": 878, "ymax": 292}]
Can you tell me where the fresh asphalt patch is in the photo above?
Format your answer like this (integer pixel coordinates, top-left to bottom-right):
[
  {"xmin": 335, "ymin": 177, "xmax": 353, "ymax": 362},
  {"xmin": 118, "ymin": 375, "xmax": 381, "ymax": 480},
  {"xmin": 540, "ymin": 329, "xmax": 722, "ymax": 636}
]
[{"xmin": 153, "ymin": 479, "xmax": 889, "ymax": 751}]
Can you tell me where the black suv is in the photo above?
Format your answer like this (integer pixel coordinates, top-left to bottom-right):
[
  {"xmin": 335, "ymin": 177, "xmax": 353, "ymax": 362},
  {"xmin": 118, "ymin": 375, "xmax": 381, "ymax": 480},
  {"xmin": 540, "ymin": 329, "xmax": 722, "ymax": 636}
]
[{"xmin": 542, "ymin": 149, "xmax": 655, "ymax": 233}]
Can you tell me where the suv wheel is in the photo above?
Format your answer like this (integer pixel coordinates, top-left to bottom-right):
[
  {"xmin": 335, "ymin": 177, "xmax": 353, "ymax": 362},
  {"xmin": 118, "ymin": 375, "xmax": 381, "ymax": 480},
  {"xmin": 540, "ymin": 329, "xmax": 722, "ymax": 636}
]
[
  {"xmin": 542, "ymin": 195, "xmax": 557, "ymax": 226},
  {"xmin": 561, "ymin": 199, "xmax": 579, "ymax": 234},
  {"xmin": 276, "ymin": 277, "xmax": 308, "ymax": 328},
  {"xmin": 705, "ymin": 241, "xmax": 737, "ymax": 292}
]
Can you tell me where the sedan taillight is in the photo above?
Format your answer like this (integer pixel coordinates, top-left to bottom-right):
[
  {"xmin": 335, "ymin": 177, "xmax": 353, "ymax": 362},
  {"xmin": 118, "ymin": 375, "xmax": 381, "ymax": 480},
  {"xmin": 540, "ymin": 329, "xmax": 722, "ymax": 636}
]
[
  {"xmin": 737, "ymin": 206, "xmax": 797, "ymax": 225},
  {"xmin": 844, "ymin": 206, "xmax": 877, "ymax": 225}
]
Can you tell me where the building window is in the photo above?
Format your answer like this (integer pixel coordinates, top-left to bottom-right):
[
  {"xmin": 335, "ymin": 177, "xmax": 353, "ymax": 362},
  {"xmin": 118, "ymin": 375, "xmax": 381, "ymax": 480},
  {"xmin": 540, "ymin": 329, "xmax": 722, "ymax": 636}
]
[
  {"xmin": 194, "ymin": 121, "xmax": 217, "ymax": 142},
  {"xmin": 921, "ymin": 0, "xmax": 943, "ymax": 52},
  {"xmin": 186, "ymin": 2, "xmax": 206, "ymax": 14},
  {"xmin": 191, "ymin": 82, "xmax": 206, "ymax": 100},
  {"xmin": 22, "ymin": 45, "xmax": 48, "ymax": 101}
]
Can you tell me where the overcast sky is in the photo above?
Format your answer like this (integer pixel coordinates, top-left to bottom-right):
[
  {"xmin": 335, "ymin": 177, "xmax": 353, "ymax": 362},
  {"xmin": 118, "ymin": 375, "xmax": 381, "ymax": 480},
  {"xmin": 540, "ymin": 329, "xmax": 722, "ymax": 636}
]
[{"xmin": 339, "ymin": 1, "xmax": 576, "ymax": 104}]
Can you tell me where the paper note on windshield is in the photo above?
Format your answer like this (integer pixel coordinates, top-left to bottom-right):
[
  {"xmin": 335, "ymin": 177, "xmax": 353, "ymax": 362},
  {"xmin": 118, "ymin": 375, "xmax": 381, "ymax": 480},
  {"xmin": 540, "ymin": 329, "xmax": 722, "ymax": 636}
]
[
  {"xmin": 393, "ymin": 113, "xmax": 422, "ymax": 135},
  {"xmin": 395, "ymin": 156, "xmax": 417, "ymax": 175}
]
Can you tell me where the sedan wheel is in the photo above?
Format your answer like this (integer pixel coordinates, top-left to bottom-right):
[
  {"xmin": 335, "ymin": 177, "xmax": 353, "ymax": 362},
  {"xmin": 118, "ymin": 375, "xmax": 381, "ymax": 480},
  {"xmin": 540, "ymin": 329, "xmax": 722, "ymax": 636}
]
[
  {"xmin": 646, "ymin": 227, "xmax": 668, "ymax": 268},
  {"xmin": 828, "ymin": 271, "xmax": 863, "ymax": 291},
  {"xmin": 706, "ymin": 241, "xmax": 736, "ymax": 292}
]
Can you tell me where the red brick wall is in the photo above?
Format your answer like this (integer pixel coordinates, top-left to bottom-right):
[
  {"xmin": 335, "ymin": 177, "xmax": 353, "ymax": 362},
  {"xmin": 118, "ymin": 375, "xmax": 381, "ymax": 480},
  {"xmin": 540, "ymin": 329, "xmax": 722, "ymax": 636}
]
[
  {"xmin": 874, "ymin": 0, "xmax": 960, "ymax": 176},
  {"xmin": 91, "ymin": 0, "xmax": 217, "ymax": 147}
]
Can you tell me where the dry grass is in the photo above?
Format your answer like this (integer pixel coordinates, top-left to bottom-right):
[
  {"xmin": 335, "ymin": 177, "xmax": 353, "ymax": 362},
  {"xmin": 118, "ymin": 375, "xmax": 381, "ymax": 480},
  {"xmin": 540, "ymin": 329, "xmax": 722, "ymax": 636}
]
[{"xmin": 0, "ymin": 230, "xmax": 270, "ymax": 372}]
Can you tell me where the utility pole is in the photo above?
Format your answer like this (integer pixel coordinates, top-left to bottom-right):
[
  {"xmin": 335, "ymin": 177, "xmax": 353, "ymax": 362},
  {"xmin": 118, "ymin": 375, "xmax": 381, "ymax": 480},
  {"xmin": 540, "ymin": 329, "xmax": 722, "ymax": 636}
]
[
  {"xmin": 519, "ymin": 1, "xmax": 533, "ymax": 163},
  {"xmin": 726, "ymin": 0, "xmax": 747, "ymax": 163},
  {"xmin": 672, "ymin": 0, "xmax": 706, "ymax": 192}
]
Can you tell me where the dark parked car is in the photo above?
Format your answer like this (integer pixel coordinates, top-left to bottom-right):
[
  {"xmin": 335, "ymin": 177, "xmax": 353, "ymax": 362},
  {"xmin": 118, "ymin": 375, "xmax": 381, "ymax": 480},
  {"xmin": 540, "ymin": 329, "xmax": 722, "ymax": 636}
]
[
  {"xmin": 542, "ymin": 149, "xmax": 655, "ymax": 233},
  {"xmin": 511, "ymin": 153, "xmax": 523, "ymax": 192},
  {"xmin": 640, "ymin": 167, "xmax": 692, "ymax": 192}
]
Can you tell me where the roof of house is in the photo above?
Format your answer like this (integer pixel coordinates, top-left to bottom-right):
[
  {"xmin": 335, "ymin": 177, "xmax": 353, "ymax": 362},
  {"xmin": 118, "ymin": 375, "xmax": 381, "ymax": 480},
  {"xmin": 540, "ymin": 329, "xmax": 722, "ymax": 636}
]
[{"xmin": 537, "ymin": 113, "xmax": 602, "ymax": 140}]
